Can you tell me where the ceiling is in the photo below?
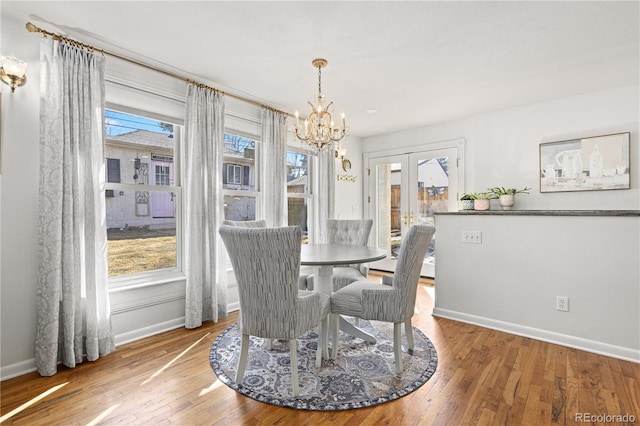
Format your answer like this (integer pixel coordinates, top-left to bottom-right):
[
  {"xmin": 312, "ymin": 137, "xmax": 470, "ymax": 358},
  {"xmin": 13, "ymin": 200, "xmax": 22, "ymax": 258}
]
[{"xmin": 3, "ymin": 1, "xmax": 639, "ymax": 138}]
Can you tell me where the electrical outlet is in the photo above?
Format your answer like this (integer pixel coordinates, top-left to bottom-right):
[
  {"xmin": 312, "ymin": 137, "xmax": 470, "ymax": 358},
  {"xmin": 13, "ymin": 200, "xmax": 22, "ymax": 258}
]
[
  {"xmin": 556, "ymin": 296, "xmax": 569, "ymax": 312},
  {"xmin": 462, "ymin": 231, "xmax": 482, "ymax": 244}
]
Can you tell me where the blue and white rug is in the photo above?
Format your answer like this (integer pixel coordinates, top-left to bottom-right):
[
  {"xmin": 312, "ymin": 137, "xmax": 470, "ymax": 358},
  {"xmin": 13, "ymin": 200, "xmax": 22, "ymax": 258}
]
[{"xmin": 209, "ymin": 319, "xmax": 438, "ymax": 411}]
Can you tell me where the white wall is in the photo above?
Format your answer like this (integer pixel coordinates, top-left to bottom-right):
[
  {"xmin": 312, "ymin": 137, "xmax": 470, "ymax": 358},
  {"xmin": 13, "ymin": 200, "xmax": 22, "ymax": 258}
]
[
  {"xmin": 434, "ymin": 213, "xmax": 639, "ymax": 362},
  {"xmin": 362, "ymin": 84, "xmax": 639, "ymax": 361},
  {"xmin": 1, "ymin": 15, "xmax": 42, "ymax": 375},
  {"xmin": 334, "ymin": 135, "xmax": 364, "ymax": 219},
  {"xmin": 364, "ymin": 84, "xmax": 640, "ymax": 210}
]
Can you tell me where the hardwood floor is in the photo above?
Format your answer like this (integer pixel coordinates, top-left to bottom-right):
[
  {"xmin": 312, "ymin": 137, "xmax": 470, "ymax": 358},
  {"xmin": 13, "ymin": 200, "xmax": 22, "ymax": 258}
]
[{"xmin": 2, "ymin": 274, "xmax": 638, "ymax": 425}]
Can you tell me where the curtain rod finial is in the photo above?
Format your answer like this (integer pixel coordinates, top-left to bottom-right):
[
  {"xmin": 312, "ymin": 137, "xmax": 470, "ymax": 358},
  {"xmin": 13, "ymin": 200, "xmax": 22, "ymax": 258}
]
[{"xmin": 26, "ymin": 22, "xmax": 38, "ymax": 33}]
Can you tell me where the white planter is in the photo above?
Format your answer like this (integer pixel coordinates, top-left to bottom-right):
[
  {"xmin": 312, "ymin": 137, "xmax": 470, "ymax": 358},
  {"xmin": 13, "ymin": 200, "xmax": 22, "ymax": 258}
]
[{"xmin": 499, "ymin": 194, "xmax": 515, "ymax": 210}]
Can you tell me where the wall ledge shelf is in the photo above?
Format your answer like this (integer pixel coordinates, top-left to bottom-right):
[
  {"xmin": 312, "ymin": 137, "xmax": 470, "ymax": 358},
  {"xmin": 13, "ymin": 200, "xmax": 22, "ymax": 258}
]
[{"xmin": 435, "ymin": 210, "xmax": 640, "ymax": 217}]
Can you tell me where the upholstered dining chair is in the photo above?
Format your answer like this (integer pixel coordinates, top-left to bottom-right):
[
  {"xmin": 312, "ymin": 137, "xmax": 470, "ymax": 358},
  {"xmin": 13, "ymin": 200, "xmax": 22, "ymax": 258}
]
[
  {"xmin": 305, "ymin": 219, "xmax": 374, "ymax": 291},
  {"xmin": 222, "ymin": 219, "xmax": 267, "ymax": 228},
  {"xmin": 218, "ymin": 225, "xmax": 330, "ymax": 397},
  {"xmin": 329, "ymin": 224, "xmax": 436, "ymax": 374},
  {"xmin": 223, "ymin": 219, "xmax": 311, "ymax": 291}
]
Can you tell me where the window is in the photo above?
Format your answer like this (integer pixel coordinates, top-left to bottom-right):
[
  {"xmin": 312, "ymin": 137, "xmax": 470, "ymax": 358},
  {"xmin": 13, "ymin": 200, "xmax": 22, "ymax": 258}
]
[
  {"xmin": 223, "ymin": 132, "xmax": 259, "ymax": 221},
  {"xmin": 224, "ymin": 164, "xmax": 243, "ymax": 185},
  {"xmin": 104, "ymin": 109, "xmax": 181, "ymax": 278},
  {"xmin": 106, "ymin": 158, "xmax": 121, "ymax": 183},
  {"xmin": 286, "ymin": 148, "xmax": 312, "ymax": 243}
]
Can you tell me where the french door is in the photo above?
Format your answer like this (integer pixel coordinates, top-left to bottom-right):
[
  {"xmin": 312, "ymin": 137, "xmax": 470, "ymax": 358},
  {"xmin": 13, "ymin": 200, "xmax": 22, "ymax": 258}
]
[{"xmin": 365, "ymin": 146, "xmax": 461, "ymax": 277}]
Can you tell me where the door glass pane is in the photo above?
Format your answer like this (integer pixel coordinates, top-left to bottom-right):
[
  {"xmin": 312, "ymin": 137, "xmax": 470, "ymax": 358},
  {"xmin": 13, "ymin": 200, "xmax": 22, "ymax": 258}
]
[
  {"xmin": 416, "ymin": 156, "xmax": 449, "ymax": 265},
  {"xmin": 376, "ymin": 162, "xmax": 403, "ymax": 259}
]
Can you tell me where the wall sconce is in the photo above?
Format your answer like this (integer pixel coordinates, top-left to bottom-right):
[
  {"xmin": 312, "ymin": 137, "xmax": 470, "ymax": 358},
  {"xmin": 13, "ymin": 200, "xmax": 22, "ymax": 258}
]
[
  {"xmin": 0, "ymin": 56, "xmax": 28, "ymax": 93},
  {"xmin": 335, "ymin": 146, "xmax": 351, "ymax": 172}
]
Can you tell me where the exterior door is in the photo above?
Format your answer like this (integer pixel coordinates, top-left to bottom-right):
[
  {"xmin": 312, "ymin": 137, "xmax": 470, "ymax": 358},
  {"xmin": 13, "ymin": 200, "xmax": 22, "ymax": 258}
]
[
  {"xmin": 151, "ymin": 159, "xmax": 176, "ymax": 218},
  {"xmin": 366, "ymin": 147, "xmax": 460, "ymax": 277}
]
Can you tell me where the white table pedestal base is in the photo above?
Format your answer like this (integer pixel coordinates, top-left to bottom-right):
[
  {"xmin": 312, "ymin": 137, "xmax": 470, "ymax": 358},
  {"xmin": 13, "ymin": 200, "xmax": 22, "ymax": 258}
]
[{"xmin": 313, "ymin": 265, "xmax": 377, "ymax": 360}]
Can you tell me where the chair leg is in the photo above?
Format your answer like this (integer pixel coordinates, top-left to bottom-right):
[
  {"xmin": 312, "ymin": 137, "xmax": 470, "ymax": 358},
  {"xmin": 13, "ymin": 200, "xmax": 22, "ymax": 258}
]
[
  {"xmin": 289, "ymin": 339, "xmax": 300, "ymax": 397},
  {"xmin": 235, "ymin": 333, "xmax": 250, "ymax": 384},
  {"xmin": 316, "ymin": 317, "xmax": 328, "ymax": 368},
  {"xmin": 265, "ymin": 339, "xmax": 272, "ymax": 350},
  {"xmin": 323, "ymin": 316, "xmax": 330, "ymax": 360},
  {"xmin": 331, "ymin": 314, "xmax": 340, "ymax": 360},
  {"xmin": 405, "ymin": 320, "xmax": 414, "ymax": 351},
  {"xmin": 393, "ymin": 323, "xmax": 403, "ymax": 375},
  {"xmin": 354, "ymin": 317, "xmax": 360, "ymax": 327}
]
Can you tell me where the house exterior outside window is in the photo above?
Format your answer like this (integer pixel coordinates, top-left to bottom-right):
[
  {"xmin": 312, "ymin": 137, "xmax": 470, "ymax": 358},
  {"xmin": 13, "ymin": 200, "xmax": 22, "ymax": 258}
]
[
  {"xmin": 287, "ymin": 148, "xmax": 312, "ymax": 243},
  {"xmin": 104, "ymin": 109, "xmax": 181, "ymax": 279},
  {"xmin": 223, "ymin": 132, "xmax": 259, "ymax": 222}
]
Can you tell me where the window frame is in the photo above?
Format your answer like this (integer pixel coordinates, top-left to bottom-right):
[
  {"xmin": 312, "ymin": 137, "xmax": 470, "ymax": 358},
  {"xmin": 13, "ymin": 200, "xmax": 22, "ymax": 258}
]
[
  {"xmin": 286, "ymin": 145, "xmax": 315, "ymax": 243},
  {"xmin": 104, "ymin": 105, "xmax": 184, "ymax": 288}
]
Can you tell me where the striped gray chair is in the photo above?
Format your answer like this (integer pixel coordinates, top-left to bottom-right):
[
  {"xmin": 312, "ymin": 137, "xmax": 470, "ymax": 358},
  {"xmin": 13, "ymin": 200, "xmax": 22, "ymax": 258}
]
[
  {"xmin": 305, "ymin": 219, "xmax": 374, "ymax": 291},
  {"xmin": 222, "ymin": 219, "xmax": 267, "ymax": 228},
  {"xmin": 218, "ymin": 225, "xmax": 330, "ymax": 397},
  {"xmin": 223, "ymin": 219, "xmax": 311, "ymax": 290},
  {"xmin": 330, "ymin": 224, "xmax": 436, "ymax": 374}
]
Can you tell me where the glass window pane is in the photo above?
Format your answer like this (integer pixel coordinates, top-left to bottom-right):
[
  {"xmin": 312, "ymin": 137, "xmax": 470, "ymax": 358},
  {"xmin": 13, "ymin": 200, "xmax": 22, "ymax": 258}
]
[
  {"xmin": 223, "ymin": 134, "xmax": 256, "ymax": 191},
  {"xmin": 106, "ymin": 190, "xmax": 177, "ymax": 277},
  {"xmin": 287, "ymin": 151, "xmax": 309, "ymax": 194},
  {"xmin": 105, "ymin": 110, "xmax": 175, "ymax": 186},
  {"xmin": 224, "ymin": 195, "xmax": 256, "ymax": 221},
  {"xmin": 287, "ymin": 197, "xmax": 308, "ymax": 244}
]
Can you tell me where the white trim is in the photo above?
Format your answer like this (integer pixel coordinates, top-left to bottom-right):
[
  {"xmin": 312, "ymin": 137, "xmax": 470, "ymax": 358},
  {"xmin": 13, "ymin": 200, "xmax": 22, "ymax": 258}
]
[
  {"xmin": 432, "ymin": 307, "xmax": 640, "ymax": 364},
  {"xmin": 109, "ymin": 271, "xmax": 186, "ymax": 292},
  {"xmin": 110, "ymin": 291, "xmax": 185, "ymax": 315},
  {"xmin": 365, "ymin": 137, "xmax": 466, "ymax": 159},
  {"xmin": 114, "ymin": 317, "xmax": 185, "ymax": 346}
]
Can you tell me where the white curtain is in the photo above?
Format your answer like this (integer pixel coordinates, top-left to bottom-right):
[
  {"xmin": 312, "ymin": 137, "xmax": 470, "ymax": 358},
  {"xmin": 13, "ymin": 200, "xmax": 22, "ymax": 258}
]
[
  {"xmin": 183, "ymin": 84, "xmax": 227, "ymax": 328},
  {"xmin": 36, "ymin": 38, "xmax": 115, "ymax": 376},
  {"xmin": 260, "ymin": 109, "xmax": 288, "ymax": 227},
  {"xmin": 315, "ymin": 148, "xmax": 336, "ymax": 243}
]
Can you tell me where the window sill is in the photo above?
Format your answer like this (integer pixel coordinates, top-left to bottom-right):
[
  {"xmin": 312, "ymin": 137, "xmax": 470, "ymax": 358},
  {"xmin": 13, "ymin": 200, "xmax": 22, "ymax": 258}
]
[{"xmin": 109, "ymin": 270, "xmax": 186, "ymax": 293}]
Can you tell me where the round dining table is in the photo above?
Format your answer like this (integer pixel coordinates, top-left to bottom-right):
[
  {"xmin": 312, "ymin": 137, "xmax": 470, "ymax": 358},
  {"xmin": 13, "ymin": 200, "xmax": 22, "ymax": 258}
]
[{"xmin": 300, "ymin": 244, "xmax": 387, "ymax": 356}]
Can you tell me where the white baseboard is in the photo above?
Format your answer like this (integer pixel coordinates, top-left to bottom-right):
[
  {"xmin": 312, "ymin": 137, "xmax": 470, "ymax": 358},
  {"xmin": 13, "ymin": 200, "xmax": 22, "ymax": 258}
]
[
  {"xmin": 1, "ymin": 358, "xmax": 37, "ymax": 381},
  {"xmin": 227, "ymin": 301, "xmax": 240, "ymax": 313},
  {"xmin": 0, "ymin": 318, "xmax": 186, "ymax": 381},
  {"xmin": 114, "ymin": 317, "xmax": 185, "ymax": 346},
  {"xmin": 432, "ymin": 307, "xmax": 640, "ymax": 364}
]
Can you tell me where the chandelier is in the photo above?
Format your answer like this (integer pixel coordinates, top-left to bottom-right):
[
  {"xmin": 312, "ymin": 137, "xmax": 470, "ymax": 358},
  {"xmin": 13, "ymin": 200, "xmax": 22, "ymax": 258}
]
[{"xmin": 292, "ymin": 58, "xmax": 348, "ymax": 151}]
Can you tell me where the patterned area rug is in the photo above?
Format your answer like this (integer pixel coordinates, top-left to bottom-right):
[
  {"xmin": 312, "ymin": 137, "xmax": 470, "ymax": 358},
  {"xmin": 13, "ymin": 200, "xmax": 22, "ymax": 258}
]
[{"xmin": 209, "ymin": 319, "xmax": 438, "ymax": 411}]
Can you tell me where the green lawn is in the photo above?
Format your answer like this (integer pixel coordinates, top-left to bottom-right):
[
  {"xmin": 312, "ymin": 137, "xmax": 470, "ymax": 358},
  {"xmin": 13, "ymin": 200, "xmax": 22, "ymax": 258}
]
[{"xmin": 108, "ymin": 235, "xmax": 177, "ymax": 277}]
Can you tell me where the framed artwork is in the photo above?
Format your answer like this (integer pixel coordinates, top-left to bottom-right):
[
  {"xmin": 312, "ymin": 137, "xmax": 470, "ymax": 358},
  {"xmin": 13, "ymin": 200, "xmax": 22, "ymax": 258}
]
[{"xmin": 539, "ymin": 132, "xmax": 630, "ymax": 193}]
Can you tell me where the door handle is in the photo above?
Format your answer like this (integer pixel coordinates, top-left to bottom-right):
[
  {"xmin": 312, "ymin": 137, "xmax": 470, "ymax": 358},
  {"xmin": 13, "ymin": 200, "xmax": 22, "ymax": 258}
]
[
  {"xmin": 401, "ymin": 212, "xmax": 408, "ymax": 225},
  {"xmin": 410, "ymin": 211, "xmax": 415, "ymax": 225}
]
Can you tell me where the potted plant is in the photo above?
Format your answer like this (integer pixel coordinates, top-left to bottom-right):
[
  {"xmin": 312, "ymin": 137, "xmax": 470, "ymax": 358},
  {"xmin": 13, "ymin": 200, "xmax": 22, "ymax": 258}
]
[
  {"xmin": 473, "ymin": 192, "xmax": 496, "ymax": 211},
  {"xmin": 488, "ymin": 187, "xmax": 531, "ymax": 210},
  {"xmin": 459, "ymin": 193, "xmax": 476, "ymax": 210}
]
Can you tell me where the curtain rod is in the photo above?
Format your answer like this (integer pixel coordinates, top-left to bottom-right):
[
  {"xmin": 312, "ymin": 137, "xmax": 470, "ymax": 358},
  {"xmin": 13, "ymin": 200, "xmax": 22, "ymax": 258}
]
[{"xmin": 25, "ymin": 22, "xmax": 293, "ymax": 118}]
